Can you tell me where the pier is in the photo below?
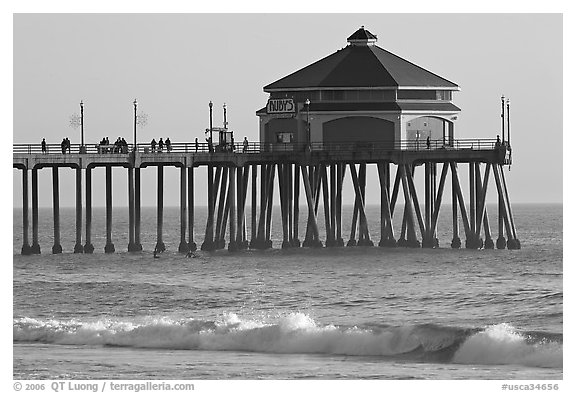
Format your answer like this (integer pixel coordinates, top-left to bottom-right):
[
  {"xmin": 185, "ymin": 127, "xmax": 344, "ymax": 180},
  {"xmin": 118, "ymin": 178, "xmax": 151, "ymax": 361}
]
[
  {"xmin": 13, "ymin": 26, "xmax": 522, "ymax": 254},
  {"xmin": 13, "ymin": 140, "xmax": 520, "ymax": 254}
]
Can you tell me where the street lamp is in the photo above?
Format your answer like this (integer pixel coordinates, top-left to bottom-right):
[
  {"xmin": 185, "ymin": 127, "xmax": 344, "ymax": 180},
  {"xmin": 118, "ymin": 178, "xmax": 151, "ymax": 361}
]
[
  {"xmin": 133, "ymin": 99, "xmax": 138, "ymax": 152},
  {"xmin": 69, "ymin": 100, "xmax": 85, "ymax": 153},
  {"xmin": 501, "ymin": 95, "xmax": 505, "ymax": 144},
  {"xmin": 80, "ymin": 100, "xmax": 84, "ymax": 152},
  {"xmin": 506, "ymin": 98, "xmax": 510, "ymax": 147},
  {"xmin": 223, "ymin": 103, "xmax": 228, "ymax": 129},
  {"xmin": 305, "ymin": 99, "xmax": 310, "ymax": 146},
  {"xmin": 209, "ymin": 101, "xmax": 213, "ymax": 143},
  {"xmin": 132, "ymin": 99, "xmax": 148, "ymax": 153}
]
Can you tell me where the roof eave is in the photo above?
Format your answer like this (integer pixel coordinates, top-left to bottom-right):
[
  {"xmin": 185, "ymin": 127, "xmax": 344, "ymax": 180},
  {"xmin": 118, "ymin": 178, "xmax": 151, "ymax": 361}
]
[{"xmin": 264, "ymin": 86, "xmax": 461, "ymax": 92}]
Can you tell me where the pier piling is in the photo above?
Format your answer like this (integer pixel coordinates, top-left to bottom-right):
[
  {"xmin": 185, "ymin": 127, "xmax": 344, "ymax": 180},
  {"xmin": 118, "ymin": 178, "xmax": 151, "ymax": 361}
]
[
  {"xmin": 31, "ymin": 168, "xmax": 40, "ymax": 254},
  {"xmin": 21, "ymin": 169, "xmax": 31, "ymax": 255},
  {"xmin": 104, "ymin": 165, "xmax": 115, "ymax": 253},
  {"xmin": 51, "ymin": 166, "xmax": 62, "ymax": 254},
  {"xmin": 84, "ymin": 167, "xmax": 94, "ymax": 253},
  {"xmin": 74, "ymin": 167, "xmax": 83, "ymax": 253}
]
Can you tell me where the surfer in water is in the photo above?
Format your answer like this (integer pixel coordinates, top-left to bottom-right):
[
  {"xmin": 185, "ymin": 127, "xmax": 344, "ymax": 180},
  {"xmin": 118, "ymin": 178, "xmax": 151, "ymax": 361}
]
[{"xmin": 153, "ymin": 246, "xmax": 160, "ymax": 259}]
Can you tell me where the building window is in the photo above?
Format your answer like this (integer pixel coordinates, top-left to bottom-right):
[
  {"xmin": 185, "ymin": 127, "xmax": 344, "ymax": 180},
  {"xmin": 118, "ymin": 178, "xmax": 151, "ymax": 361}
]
[
  {"xmin": 397, "ymin": 90, "xmax": 437, "ymax": 100},
  {"xmin": 276, "ymin": 132, "xmax": 294, "ymax": 143},
  {"xmin": 436, "ymin": 90, "xmax": 452, "ymax": 100}
]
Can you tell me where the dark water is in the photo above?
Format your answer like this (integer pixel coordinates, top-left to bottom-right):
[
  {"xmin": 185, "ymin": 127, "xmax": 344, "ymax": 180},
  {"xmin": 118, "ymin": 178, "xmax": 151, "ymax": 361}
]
[{"xmin": 13, "ymin": 204, "xmax": 562, "ymax": 379}]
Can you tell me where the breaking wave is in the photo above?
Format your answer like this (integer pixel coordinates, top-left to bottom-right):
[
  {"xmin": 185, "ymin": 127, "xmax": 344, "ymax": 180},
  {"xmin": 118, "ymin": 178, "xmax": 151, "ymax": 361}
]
[{"xmin": 13, "ymin": 314, "xmax": 561, "ymax": 368}]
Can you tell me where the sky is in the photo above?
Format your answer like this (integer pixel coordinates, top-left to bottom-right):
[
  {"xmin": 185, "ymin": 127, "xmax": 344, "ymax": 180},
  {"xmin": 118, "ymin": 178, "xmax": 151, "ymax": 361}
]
[{"xmin": 11, "ymin": 13, "xmax": 563, "ymax": 207}]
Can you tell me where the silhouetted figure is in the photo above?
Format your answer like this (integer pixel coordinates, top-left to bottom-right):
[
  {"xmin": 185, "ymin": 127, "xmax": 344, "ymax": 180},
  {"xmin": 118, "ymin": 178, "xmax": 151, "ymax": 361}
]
[
  {"xmin": 495, "ymin": 135, "xmax": 501, "ymax": 148},
  {"xmin": 158, "ymin": 138, "xmax": 164, "ymax": 151},
  {"xmin": 166, "ymin": 137, "xmax": 172, "ymax": 152},
  {"xmin": 207, "ymin": 137, "xmax": 214, "ymax": 153},
  {"xmin": 61, "ymin": 138, "xmax": 67, "ymax": 154},
  {"xmin": 426, "ymin": 136, "xmax": 431, "ymax": 150},
  {"xmin": 41, "ymin": 138, "xmax": 46, "ymax": 154},
  {"xmin": 151, "ymin": 138, "xmax": 157, "ymax": 152},
  {"xmin": 243, "ymin": 137, "xmax": 248, "ymax": 153},
  {"xmin": 66, "ymin": 138, "xmax": 71, "ymax": 153},
  {"xmin": 195, "ymin": 137, "xmax": 199, "ymax": 152}
]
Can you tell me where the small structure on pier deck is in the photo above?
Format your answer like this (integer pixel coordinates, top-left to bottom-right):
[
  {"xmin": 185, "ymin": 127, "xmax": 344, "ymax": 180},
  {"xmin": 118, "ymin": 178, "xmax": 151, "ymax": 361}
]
[{"xmin": 257, "ymin": 27, "xmax": 460, "ymax": 149}]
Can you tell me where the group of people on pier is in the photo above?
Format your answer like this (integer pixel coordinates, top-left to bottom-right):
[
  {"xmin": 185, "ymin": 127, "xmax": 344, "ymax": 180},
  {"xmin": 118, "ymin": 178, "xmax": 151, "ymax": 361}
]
[
  {"xmin": 149, "ymin": 137, "xmax": 172, "ymax": 153},
  {"xmin": 97, "ymin": 137, "xmax": 129, "ymax": 154},
  {"xmin": 60, "ymin": 138, "xmax": 71, "ymax": 154}
]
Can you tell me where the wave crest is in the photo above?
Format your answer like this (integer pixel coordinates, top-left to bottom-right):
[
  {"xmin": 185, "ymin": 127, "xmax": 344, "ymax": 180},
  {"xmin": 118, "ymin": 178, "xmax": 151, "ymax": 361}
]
[
  {"xmin": 452, "ymin": 323, "xmax": 562, "ymax": 368},
  {"xmin": 13, "ymin": 315, "xmax": 561, "ymax": 368}
]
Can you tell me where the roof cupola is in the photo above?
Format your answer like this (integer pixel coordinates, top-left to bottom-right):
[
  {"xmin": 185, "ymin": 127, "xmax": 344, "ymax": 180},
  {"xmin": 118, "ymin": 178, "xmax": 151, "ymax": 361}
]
[{"xmin": 347, "ymin": 26, "xmax": 377, "ymax": 46}]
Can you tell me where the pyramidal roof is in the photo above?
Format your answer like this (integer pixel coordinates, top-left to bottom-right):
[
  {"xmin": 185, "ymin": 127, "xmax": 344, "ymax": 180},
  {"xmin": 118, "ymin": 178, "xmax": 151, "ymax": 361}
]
[{"xmin": 264, "ymin": 27, "xmax": 459, "ymax": 91}]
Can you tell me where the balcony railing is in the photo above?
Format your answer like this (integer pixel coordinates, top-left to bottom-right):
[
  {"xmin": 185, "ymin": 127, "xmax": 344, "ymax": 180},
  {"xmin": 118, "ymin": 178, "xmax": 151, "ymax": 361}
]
[{"xmin": 13, "ymin": 139, "xmax": 507, "ymax": 155}]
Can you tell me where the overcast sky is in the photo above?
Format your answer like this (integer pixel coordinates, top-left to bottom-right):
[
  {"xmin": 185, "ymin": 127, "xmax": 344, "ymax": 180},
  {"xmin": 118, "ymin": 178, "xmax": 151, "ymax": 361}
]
[{"xmin": 11, "ymin": 13, "xmax": 562, "ymax": 207}]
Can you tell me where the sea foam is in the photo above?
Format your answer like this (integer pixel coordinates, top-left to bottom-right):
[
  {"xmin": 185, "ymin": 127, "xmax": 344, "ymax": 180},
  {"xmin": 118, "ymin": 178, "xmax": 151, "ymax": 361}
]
[{"xmin": 452, "ymin": 323, "xmax": 562, "ymax": 368}]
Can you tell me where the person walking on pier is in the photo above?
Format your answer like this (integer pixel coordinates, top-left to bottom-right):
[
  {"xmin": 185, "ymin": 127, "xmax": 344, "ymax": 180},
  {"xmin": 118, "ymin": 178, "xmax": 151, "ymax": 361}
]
[
  {"xmin": 151, "ymin": 138, "xmax": 157, "ymax": 153},
  {"xmin": 61, "ymin": 138, "xmax": 67, "ymax": 154},
  {"xmin": 495, "ymin": 135, "xmax": 501, "ymax": 148},
  {"xmin": 426, "ymin": 136, "xmax": 431, "ymax": 150},
  {"xmin": 166, "ymin": 137, "xmax": 172, "ymax": 152},
  {"xmin": 41, "ymin": 138, "xmax": 46, "ymax": 154},
  {"xmin": 243, "ymin": 137, "xmax": 248, "ymax": 153},
  {"xmin": 158, "ymin": 138, "xmax": 164, "ymax": 152},
  {"xmin": 195, "ymin": 137, "xmax": 199, "ymax": 152}
]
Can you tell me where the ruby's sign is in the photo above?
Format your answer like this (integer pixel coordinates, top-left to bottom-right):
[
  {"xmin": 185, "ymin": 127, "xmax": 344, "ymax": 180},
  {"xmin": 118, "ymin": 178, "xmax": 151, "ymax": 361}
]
[{"xmin": 267, "ymin": 98, "xmax": 295, "ymax": 114}]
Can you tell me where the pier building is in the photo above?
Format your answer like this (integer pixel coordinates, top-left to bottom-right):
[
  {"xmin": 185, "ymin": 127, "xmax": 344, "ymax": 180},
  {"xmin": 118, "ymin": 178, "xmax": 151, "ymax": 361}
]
[
  {"xmin": 257, "ymin": 27, "xmax": 459, "ymax": 150},
  {"xmin": 13, "ymin": 27, "xmax": 520, "ymax": 255}
]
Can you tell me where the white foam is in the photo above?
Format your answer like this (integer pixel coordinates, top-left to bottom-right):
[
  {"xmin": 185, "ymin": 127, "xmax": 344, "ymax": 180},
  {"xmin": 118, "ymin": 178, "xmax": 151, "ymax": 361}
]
[{"xmin": 452, "ymin": 323, "xmax": 562, "ymax": 368}]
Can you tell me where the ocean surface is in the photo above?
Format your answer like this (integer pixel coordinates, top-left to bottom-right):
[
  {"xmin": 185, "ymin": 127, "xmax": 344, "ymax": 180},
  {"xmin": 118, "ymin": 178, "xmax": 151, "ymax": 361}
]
[{"xmin": 13, "ymin": 203, "xmax": 563, "ymax": 379}]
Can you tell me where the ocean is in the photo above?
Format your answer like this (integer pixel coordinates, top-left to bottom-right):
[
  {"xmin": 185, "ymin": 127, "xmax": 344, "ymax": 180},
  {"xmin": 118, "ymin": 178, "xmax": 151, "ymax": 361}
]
[{"xmin": 12, "ymin": 203, "xmax": 563, "ymax": 380}]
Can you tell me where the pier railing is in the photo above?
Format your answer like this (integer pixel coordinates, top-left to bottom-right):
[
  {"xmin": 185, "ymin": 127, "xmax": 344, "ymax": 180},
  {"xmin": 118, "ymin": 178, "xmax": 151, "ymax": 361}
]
[{"xmin": 14, "ymin": 138, "xmax": 506, "ymax": 155}]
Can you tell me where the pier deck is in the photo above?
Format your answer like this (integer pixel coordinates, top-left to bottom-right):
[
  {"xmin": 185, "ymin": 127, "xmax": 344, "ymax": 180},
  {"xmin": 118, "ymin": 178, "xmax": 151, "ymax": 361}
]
[{"xmin": 13, "ymin": 139, "xmax": 519, "ymax": 255}]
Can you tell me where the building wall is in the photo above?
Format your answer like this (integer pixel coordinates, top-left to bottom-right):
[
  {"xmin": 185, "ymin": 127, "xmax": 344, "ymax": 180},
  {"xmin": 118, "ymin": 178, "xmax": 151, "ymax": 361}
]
[
  {"xmin": 258, "ymin": 111, "xmax": 457, "ymax": 148},
  {"xmin": 403, "ymin": 114, "xmax": 457, "ymax": 145},
  {"xmin": 309, "ymin": 112, "xmax": 402, "ymax": 146},
  {"xmin": 322, "ymin": 116, "xmax": 395, "ymax": 146}
]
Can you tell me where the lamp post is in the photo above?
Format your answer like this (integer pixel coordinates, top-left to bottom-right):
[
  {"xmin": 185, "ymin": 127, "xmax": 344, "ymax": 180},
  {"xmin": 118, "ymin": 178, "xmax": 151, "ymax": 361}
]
[
  {"xmin": 69, "ymin": 101, "xmax": 85, "ymax": 153},
  {"xmin": 223, "ymin": 103, "xmax": 228, "ymax": 129},
  {"xmin": 209, "ymin": 101, "xmax": 213, "ymax": 143},
  {"xmin": 501, "ymin": 95, "xmax": 505, "ymax": 144},
  {"xmin": 133, "ymin": 99, "xmax": 138, "ymax": 152},
  {"xmin": 80, "ymin": 100, "xmax": 84, "ymax": 152},
  {"xmin": 305, "ymin": 99, "xmax": 310, "ymax": 147},
  {"xmin": 506, "ymin": 98, "xmax": 510, "ymax": 147}
]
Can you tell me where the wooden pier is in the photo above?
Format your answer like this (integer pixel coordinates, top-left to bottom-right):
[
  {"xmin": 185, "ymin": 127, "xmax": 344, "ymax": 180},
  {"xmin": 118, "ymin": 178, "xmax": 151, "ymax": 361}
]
[{"xmin": 13, "ymin": 140, "xmax": 521, "ymax": 255}]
